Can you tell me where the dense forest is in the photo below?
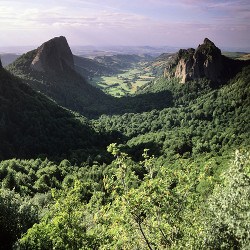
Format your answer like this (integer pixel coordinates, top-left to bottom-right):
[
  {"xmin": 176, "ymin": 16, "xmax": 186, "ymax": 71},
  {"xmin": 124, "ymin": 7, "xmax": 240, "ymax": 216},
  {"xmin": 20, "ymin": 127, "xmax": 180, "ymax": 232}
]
[{"xmin": 0, "ymin": 37, "xmax": 250, "ymax": 249}]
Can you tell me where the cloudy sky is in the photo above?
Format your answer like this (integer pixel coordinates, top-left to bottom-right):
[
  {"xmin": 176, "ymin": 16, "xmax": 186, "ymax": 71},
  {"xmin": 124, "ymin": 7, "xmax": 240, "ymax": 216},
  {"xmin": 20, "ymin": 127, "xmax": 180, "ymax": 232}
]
[{"xmin": 0, "ymin": 0, "xmax": 250, "ymax": 48}]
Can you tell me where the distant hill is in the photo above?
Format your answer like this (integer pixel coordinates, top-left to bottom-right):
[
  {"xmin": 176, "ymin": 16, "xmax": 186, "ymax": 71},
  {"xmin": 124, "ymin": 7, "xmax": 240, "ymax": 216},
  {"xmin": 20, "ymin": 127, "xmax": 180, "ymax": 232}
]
[
  {"xmin": 73, "ymin": 55, "xmax": 119, "ymax": 78},
  {"xmin": 146, "ymin": 53, "xmax": 176, "ymax": 76},
  {"xmin": 71, "ymin": 45, "xmax": 178, "ymax": 57},
  {"xmin": 222, "ymin": 52, "xmax": 250, "ymax": 61},
  {"xmin": 94, "ymin": 54, "xmax": 153, "ymax": 72}
]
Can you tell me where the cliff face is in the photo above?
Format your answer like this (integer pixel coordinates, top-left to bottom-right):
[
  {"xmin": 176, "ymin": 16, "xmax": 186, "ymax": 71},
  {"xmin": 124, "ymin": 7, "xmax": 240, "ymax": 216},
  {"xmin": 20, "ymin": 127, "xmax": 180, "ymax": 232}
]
[
  {"xmin": 0, "ymin": 58, "xmax": 2, "ymax": 69},
  {"xmin": 174, "ymin": 48, "xmax": 195, "ymax": 83},
  {"xmin": 165, "ymin": 38, "xmax": 224, "ymax": 83},
  {"xmin": 31, "ymin": 36, "xmax": 74, "ymax": 73}
]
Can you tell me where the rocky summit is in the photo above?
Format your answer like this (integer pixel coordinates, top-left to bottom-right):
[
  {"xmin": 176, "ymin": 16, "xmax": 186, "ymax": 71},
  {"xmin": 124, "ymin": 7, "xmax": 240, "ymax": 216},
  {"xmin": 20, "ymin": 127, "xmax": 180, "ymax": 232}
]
[
  {"xmin": 164, "ymin": 38, "xmax": 224, "ymax": 83},
  {"xmin": 31, "ymin": 36, "xmax": 74, "ymax": 73}
]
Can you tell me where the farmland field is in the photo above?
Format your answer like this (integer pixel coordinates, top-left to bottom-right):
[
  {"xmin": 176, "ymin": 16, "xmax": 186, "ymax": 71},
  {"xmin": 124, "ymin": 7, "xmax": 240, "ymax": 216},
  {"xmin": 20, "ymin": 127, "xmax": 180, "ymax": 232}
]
[{"xmin": 89, "ymin": 62, "xmax": 155, "ymax": 97}]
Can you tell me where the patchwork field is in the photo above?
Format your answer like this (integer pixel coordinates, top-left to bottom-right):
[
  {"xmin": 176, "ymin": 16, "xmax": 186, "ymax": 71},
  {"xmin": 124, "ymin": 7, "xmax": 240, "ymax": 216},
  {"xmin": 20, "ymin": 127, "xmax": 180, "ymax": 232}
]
[{"xmin": 89, "ymin": 62, "xmax": 155, "ymax": 97}]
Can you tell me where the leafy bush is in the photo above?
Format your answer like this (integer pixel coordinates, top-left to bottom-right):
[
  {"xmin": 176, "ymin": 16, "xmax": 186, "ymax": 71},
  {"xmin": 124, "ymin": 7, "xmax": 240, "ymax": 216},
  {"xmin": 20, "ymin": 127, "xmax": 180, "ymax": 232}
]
[
  {"xmin": 202, "ymin": 150, "xmax": 250, "ymax": 249},
  {"xmin": 0, "ymin": 188, "xmax": 38, "ymax": 249}
]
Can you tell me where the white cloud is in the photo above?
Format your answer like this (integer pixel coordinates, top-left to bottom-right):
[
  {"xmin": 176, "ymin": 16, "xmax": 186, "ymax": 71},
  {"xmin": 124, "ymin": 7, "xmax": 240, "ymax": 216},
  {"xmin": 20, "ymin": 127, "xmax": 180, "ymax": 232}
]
[{"xmin": 0, "ymin": 0, "xmax": 249, "ymax": 47}]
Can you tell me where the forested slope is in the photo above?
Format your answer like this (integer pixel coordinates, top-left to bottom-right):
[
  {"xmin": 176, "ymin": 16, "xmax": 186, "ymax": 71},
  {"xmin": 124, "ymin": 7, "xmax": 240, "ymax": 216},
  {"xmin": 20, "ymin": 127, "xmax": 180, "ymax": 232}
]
[
  {"xmin": 0, "ymin": 67, "xmax": 111, "ymax": 161},
  {"xmin": 95, "ymin": 66, "xmax": 250, "ymax": 161}
]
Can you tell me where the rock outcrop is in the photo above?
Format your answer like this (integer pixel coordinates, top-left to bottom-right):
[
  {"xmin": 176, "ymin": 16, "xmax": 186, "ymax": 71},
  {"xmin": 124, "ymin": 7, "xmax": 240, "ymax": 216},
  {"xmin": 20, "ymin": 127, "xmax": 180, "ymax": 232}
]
[
  {"xmin": 164, "ymin": 38, "xmax": 224, "ymax": 83},
  {"xmin": 31, "ymin": 36, "xmax": 74, "ymax": 73},
  {"xmin": 192, "ymin": 38, "xmax": 223, "ymax": 82},
  {"xmin": 174, "ymin": 48, "xmax": 195, "ymax": 83},
  {"xmin": 0, "ymin": 57, "xmax": 2, "ymax": 68}
]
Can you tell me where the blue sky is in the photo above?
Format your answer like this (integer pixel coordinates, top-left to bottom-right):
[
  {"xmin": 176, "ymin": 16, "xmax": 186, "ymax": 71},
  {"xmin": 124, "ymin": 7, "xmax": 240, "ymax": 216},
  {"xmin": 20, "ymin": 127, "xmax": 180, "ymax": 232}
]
[{"xmin": 0, "ymin": 0, "xmax": 249, "ymax": 48}]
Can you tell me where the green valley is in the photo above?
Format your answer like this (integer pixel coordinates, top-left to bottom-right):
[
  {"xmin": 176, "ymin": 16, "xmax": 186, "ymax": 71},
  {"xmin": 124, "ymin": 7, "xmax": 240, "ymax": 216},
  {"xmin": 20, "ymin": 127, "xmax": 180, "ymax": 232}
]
[
  {"xmin": 0, "ymin": 36, "xmax": 250, "ymax": 250},
  {"xmin": 90, "ymin": 62, "xmax": 155, "ymax": 96}
]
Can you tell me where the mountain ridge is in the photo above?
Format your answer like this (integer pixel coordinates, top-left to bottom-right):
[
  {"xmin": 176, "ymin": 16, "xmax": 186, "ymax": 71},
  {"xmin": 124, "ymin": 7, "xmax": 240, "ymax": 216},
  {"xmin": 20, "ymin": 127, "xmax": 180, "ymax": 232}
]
[
  {"xmin": 7, "ymin": 36, "xmax": 249, "ymax": 119},
  {"xmin": 163, "ymin": 38, "xmax": 250, "ymax": 84},
  {"xmin": 6, "ymin": 37, "xmax": 173, "ymax": 117}
]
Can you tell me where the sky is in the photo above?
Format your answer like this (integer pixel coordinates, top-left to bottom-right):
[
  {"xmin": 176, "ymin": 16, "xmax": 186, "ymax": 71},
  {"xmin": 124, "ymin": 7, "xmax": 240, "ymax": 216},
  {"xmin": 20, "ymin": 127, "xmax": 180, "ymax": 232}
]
[{"xmin": 0, "ymin": 0, "xmax": 250, "ymax": 48}]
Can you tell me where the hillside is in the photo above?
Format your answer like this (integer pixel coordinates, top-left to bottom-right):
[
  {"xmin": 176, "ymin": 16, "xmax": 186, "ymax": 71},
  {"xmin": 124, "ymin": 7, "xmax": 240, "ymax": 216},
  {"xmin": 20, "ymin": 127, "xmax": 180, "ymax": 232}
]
[
  {"xmin": 1, "ymin": 36, "xmax": 250, "ymax": 249},
  {"xmin": 7, "ymin": 50, "xmax": 172, "ymax": 117},
  {"xmin": 139, "ymin": 39, "xmax": 250, "ymax": 94},
  {"xmin": 0, "ymin": 63, "xmax": 111, "ymax": 161},
  {"xmin": 95, "ymin": 65, "xmax": 250, "ymax": 159}
]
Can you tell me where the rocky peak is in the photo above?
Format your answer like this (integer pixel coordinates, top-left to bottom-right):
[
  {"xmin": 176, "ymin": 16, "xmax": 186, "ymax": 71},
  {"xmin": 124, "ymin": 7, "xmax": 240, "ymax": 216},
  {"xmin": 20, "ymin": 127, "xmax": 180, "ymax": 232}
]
[
  {"xmin": 164, "ymin": 38, "xmax": 224, "ymax": 83},
  {"xmin": 195, "ymin": 38, "xmax": 221, "ymax": 57},
  {"xmin": 203, "ymin": 37, "xmax": 215, "ymax": 46},
  {"xmin": 193, "ymin": 38, "xmax": 222, "ymax": 82},
  {"xmin": 31, "ymin": 36, "xmax": 74, "ymax": 73}
]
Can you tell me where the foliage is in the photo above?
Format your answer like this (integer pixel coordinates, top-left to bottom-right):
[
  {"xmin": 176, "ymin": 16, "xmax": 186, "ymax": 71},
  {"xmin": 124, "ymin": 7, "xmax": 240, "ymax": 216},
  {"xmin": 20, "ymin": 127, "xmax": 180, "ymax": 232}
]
[
  {"xmin": 202, "ymin": 150, "xmax": 250, "ymax": 249},
  {"xmin": 0, "ymin": 188, "xmax": 38, "ymax": 249},
  {"xmin": 18, "ymin": 181, "xmax": 99, "ymax": 250},
  {"xmin": 16, "ymin": 145, "xmax": 221, "ymax": 249},
  {"xmin": 0, "ymin": 158, "xmax": 108, "ymax": 197},
  {"xmin": 0, "ymin": 67, "xmax": 112, "ymax": 162}
]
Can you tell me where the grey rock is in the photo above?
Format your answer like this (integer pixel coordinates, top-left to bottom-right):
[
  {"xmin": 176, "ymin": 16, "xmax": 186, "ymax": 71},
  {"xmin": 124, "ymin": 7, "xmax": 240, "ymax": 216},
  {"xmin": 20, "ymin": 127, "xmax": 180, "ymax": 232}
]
[
  {"xmin": 31, "ymin": 36, "xmax": 74, "ymax": 73},
  {"xmin": 165, "ymin": 38, "xmax": 224, "ymax": 83}
]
